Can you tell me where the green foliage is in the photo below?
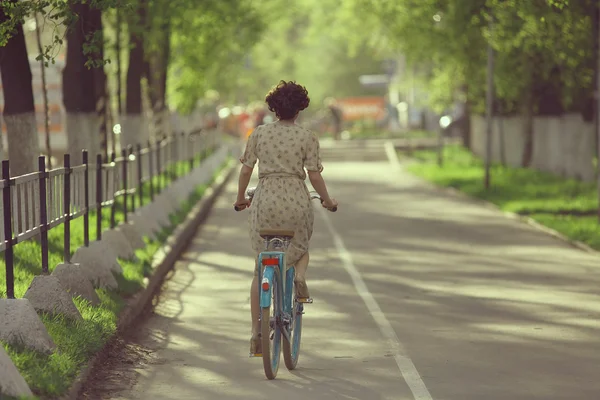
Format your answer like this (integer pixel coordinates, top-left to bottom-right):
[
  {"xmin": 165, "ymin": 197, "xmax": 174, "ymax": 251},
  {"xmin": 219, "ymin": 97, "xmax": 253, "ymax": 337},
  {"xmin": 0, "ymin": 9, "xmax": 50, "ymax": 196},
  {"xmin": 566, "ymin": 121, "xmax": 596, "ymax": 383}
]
[
  {"xmin": 334, "ymin": 0, "xmax": 595, "ymax": 116},
  {"xmin": 1, "ymin": 0, "xmax": 123, "ymax": 67},
  {"xmin": 4, "ymin": 0, "xmax": 592, "ymax": 119},
  {"xmin": 166, "ymin": 0, "xmax": 265, "ymax": 112},
  {"xmin": 226, "ymin": 0, "xmax": 393, "ymax": 108},
  {"xmin": 405, "ymin": 145, "xmax": 600, "ymax": 249},
  {"xmin": 488, "ymin": 0, "xmax": 594, "ymax": 111}
]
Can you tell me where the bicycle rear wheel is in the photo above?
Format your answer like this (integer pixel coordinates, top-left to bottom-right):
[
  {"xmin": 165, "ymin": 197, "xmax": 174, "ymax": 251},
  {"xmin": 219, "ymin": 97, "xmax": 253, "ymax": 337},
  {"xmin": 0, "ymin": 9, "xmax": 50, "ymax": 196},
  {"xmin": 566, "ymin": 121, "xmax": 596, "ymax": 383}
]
[
  {"xmin": 283, "ymin": 294, "xmax": 303, "ymax": 370},
  {"xmin": 261, "ymin": 269, "xmax": 282, "ymax": 379}
]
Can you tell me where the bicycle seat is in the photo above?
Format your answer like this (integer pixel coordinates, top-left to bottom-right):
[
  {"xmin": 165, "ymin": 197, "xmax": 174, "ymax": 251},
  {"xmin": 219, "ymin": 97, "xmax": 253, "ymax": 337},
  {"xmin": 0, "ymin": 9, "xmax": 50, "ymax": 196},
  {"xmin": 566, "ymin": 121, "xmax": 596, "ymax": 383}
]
[{"xmin": 260, "ymin": 229, "xmax": 295, "ymax": 239}]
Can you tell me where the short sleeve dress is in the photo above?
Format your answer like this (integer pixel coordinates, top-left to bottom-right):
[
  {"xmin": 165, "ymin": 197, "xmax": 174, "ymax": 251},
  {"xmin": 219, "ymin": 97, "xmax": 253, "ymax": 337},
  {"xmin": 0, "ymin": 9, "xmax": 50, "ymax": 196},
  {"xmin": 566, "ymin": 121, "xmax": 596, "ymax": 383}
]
[{"xmin": 239, "ymin": 121, "xmax": 323, "ymax": 274}]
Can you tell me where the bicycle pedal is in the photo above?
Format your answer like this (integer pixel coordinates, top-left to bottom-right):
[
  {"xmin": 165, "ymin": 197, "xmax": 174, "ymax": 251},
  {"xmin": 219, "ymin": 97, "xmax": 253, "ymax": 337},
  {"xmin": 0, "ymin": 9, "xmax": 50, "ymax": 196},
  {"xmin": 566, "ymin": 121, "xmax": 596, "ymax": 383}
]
[
  {"xmin": 297, "ymin": 297, "xmax": 313, "ymax": 304},
  {"xmin": 249, "ymin": 352, "xmax": 262, "ymax": 358}
]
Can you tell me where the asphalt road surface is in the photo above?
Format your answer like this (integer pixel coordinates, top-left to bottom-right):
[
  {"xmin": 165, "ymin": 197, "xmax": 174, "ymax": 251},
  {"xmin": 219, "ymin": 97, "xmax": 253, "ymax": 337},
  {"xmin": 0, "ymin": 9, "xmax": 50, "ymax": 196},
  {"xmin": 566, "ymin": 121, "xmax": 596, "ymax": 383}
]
[{"xmin": 89, "ymin": 158, "xmax": 600, "ymax": 400}]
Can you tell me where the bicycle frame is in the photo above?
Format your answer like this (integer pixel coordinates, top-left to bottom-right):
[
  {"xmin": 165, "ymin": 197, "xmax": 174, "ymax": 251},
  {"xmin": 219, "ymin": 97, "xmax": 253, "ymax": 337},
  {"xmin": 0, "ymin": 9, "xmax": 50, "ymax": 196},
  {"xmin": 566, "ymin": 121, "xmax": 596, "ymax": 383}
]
[
  {"xmin": 257, "ymin": 251, "xmax": 296, "ymax": 343},
  {"xmin": 235, "ymin": 186, "xmax": 335, "ymax": 376}
]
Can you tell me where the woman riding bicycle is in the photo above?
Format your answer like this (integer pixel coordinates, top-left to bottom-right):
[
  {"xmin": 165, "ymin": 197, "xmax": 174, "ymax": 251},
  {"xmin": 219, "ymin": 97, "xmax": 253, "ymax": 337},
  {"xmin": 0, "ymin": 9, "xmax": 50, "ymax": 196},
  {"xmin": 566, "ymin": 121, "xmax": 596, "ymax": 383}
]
[{"xmin": 234, "ymin": 80, "xmax": 338, "ymax": 354}]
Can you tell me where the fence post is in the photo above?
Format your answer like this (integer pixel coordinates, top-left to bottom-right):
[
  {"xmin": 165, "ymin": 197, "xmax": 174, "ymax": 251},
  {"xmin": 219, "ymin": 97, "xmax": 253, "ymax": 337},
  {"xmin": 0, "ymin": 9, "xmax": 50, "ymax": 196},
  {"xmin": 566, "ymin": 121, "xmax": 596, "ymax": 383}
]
[
  {"xmin": 156, "ymin": 139, "xmax": 162, "ymax": 194},
  {"xmin": 148, "ymin": 140, "xmax": 154, "ymax": 201},
  {"xmin": 2, "ymin": 160, "xmax": 14, "ymax": 298},
  {"xmin": 137, "ymin": 143, "xmax": 143, "ymax": 208},
  {"xmin": 38, "ymin": 156, "xmax": 49, "ymax": 274},
  {"xmin": 163, "ymin": 134, "xmax": 169, "ymax": 186},
  {"xmin": 175, "ymin": 132, "xmax": 180, "ymax": 178},
  {"xmin": 82, "ymin": 150, "xmax": 89, "ymax": 247},
  {"xmin": 200, "ymin": 130, "xmax": 207, "ymax": 161},
  {"xmin": 180, "ymin": 131, "xmax": 185, "ymax": 177},
  {"xmin": 168, "ymin": 134, "xmax": 173, "ymax": 183},
  {"xmin": 161, "ymin": 137, "xmax": 165, "ymax": 191},
  {"xmin": 128, "ymin": 145, "xmax": 134, "ymax": 214},
  {"xmin": 63, "ymin": 154, "xmax": 72, "ymax": 263},
  {"xmin": 195, "ymin": 132, "xmax": 200, "ymax": 163},
  {"xmin": 188, "ymin": 133, "xmax": 194, "ymax": 172},
  {"xmin": 122, "ymin": 148, "xmax": 128, "ymax": 223},
  {"xmin": 110, "ymin": 152, "xmax": 116, "ymax": 229},
  {"xmin": 96, "ymin": 154, "xmax": 103, "ymax": 241},
  {"xmin": 167, "ymin": 135, "xmax": 170, "ymax": 181}
]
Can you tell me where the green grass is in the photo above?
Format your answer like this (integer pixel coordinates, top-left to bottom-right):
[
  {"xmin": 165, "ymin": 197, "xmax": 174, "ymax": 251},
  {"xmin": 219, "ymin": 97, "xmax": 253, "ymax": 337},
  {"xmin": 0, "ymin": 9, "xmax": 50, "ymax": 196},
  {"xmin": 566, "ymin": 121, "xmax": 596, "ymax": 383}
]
[
  {"xmin": 404, "ymin": 145, "xmax": 600, "ymax": 249},
  {"xmin": 0, "ymin": 150, "xmax": 225, "ymax": 399}
]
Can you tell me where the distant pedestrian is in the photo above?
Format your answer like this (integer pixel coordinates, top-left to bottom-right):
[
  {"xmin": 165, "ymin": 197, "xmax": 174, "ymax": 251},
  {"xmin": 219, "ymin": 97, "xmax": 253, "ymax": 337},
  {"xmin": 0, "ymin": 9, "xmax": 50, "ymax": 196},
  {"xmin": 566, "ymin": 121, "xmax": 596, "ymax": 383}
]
[{"xmin": 325, "ymin": 97, "xmax": 343, "ymax": 140}]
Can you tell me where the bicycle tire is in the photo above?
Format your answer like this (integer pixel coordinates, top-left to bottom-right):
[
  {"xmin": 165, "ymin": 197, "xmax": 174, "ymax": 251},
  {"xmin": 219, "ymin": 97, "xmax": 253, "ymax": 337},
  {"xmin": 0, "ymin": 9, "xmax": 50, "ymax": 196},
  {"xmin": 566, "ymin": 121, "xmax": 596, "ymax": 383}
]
[
  {"xmin": 283, "ymin": 294, "xmax": 303, "ymax": 370},
  {"xmin": 261, "ymin": 268, "xmax": 282, "ymax": 379}
]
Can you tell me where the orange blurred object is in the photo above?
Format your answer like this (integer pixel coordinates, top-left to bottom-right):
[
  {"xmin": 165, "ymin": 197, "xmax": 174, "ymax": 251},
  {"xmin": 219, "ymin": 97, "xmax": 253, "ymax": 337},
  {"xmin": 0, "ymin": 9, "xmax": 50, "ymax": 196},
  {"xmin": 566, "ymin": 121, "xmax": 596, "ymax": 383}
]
[{"xmin": 336, "ymin": 97, "xmax": 386, "ymax": 121}]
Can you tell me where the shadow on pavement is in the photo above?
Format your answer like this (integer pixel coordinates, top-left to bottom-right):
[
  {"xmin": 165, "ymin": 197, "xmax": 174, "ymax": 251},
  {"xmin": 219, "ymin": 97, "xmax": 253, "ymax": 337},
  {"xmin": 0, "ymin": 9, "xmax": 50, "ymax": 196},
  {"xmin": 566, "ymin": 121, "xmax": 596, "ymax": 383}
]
[{"xmin": 84, "ymin": 161, "xmax": 600, "ymax": 400}]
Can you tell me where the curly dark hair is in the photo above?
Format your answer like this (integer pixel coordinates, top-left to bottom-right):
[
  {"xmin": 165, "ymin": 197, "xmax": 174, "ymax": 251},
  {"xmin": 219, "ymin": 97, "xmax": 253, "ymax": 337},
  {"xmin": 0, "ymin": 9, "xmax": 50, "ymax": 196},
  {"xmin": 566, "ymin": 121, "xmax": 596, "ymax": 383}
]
[{"xmin": 265, "ymin": 80, "xmax": 310, "ymax": 120}]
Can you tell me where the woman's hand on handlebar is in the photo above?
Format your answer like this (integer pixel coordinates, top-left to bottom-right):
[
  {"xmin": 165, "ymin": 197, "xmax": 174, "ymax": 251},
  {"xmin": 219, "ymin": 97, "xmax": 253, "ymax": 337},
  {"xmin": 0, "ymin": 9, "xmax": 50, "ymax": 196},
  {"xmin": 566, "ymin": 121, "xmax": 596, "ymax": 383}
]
[
  {"xmin": 234, "ymin": 198, "xmax": 251, "ymax": 211},
  {"xmin": 322, "ymin": 197, "xmax": 338, "ymax": 211}
]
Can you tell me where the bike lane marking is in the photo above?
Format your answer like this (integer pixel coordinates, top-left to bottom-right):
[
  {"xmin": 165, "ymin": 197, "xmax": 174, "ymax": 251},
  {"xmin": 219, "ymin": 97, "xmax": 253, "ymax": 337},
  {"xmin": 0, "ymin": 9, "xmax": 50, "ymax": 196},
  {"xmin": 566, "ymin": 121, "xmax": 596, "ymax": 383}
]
[{"xmin": 317, "ymin": 205, "xmax": 434, "ymax": 400}]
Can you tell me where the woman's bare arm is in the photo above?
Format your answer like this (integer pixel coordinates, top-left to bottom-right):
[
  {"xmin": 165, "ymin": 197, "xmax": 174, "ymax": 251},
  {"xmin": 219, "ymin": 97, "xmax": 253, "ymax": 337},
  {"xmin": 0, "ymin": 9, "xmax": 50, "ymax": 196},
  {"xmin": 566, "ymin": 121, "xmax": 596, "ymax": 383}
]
[
  {"xmin": 308, "ymin": 170, "xmax": 332, "ymax": 203},
  {"xmin": 237, "ymin": 164, "xmax": 253, "ymax": 201}
]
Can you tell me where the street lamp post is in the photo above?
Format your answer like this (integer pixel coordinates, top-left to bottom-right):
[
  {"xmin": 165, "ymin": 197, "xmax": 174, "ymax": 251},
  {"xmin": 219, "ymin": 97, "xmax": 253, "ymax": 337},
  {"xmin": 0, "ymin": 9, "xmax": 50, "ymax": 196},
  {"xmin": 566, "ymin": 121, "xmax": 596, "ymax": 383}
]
[
  {"xmin": 595, "ymin": 0, "xmax": 600, "ymax": 222},
  {"xmin": 438, "ymin": 115, "xmax": 452, "ymax": 166},
  {"xmin": 484, "ymin": 17, "xmax": 494, "ymax": 190}
]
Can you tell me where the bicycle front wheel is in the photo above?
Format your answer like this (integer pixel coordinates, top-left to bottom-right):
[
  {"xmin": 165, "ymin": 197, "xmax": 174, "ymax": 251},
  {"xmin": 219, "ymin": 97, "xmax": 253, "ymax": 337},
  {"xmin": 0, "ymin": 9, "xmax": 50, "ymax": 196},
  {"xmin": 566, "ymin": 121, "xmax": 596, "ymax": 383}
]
[{"xmin": 261, "ymin": 270, "xmax": 282, "ymax": 379}]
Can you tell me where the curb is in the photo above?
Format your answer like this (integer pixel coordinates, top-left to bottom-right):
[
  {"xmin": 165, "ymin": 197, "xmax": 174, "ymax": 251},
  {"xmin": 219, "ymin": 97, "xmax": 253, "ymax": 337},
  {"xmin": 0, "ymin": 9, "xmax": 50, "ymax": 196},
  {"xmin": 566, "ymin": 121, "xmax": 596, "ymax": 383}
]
[
  {"xmin": 64, "ymin": 161, "xmax": 235, "ymax": 400},
  {"xmin": 412, "ymin": 172, "xmax": 599, "ymax": 256}
]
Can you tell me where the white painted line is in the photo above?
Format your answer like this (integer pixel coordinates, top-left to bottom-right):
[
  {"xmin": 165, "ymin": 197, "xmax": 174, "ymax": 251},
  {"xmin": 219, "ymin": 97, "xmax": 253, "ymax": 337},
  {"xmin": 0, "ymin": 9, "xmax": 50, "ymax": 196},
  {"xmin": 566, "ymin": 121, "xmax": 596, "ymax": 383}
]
[
  {"xmin": 384, "ymin": 141, "xmax": 401, "ymax": 170},
  {"xmin": 317, "ymin": 205, "xmax": 433, "ymax": 400}
]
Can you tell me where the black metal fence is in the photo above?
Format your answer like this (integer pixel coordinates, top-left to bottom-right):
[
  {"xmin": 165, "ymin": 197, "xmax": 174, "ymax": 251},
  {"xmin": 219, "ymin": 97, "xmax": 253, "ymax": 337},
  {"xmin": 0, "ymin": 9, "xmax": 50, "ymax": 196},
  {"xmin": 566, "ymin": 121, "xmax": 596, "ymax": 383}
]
[{"xmin": 1, "ymin": 130, "xmax": 216, "ymax": 299}]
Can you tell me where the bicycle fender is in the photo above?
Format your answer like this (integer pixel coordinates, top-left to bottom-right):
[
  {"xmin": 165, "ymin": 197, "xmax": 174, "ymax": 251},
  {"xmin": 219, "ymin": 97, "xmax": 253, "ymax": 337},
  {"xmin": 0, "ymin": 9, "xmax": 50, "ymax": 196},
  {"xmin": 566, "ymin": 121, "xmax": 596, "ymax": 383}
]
[{"xmin": 260, "ymin": 266, "xmax": 275, "ymax": 308}]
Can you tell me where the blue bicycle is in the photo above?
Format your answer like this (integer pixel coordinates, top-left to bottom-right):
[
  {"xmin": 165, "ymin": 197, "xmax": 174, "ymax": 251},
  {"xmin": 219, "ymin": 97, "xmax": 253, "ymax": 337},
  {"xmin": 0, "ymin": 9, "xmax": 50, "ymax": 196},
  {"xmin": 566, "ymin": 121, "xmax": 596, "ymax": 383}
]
[{"xmin": 235, "ymin": 186, "xmax": 336, "ymax": 379}]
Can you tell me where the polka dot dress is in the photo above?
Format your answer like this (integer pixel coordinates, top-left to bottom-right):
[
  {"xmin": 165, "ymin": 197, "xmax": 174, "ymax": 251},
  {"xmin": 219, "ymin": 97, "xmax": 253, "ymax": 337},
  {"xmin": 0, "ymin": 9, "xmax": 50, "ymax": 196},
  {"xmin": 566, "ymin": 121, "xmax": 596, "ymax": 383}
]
[{"xmin": 239, "ymin": 121, "xmax": 323, "ymax": 274}]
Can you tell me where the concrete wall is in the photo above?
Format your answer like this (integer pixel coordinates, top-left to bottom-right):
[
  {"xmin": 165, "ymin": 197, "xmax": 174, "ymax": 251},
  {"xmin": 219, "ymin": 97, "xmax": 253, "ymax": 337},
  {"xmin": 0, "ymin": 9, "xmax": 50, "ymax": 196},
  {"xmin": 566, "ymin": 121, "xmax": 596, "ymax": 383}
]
[{"xmin": 470, "ymin": 114, "xmax": 596, "ymax": 182}]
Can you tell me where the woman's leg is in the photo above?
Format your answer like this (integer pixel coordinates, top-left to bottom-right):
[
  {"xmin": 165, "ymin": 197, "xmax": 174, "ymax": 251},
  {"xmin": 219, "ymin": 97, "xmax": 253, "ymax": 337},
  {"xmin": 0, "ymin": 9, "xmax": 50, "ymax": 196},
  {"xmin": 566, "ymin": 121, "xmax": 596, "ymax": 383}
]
[
  {"xmin": 294, "ymin": 252, "xmax": 310, "ymax": 298},
  {"xmin": 294, "ymin": 252, "xmax": 309, "ymax": 281}
]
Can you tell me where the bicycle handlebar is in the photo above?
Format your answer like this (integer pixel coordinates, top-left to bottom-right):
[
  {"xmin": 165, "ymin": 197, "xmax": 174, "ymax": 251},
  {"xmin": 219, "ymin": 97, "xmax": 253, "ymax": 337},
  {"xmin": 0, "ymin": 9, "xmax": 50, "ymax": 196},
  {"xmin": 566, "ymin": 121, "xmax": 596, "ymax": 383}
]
[{"xmin": 234, "ymin": 186, "xmax": 337, "ymax": 212}]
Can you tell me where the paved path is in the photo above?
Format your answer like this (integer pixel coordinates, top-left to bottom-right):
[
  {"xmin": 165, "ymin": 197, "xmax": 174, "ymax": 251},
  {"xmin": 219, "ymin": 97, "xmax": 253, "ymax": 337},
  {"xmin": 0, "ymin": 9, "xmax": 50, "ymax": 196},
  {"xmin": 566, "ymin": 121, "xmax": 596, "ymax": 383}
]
[{"xmin": 93, "ymin": 159, "xmax": 600, "ymax": 400}]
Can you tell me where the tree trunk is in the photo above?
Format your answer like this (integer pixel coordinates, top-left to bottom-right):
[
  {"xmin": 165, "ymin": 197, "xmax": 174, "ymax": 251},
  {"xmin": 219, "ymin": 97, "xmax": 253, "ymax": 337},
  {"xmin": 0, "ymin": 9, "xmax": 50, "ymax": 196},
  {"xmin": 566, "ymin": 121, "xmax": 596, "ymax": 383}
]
[
  {"xmin": 123, "ymin": 0, "xmax": 148, "ymax": 149},
  {"xmin": 498, "ymin": 101, "xmax": 506, "ymax": 166},
  {"xmin": 116, "ymin": 7, "xmax": 123, "ymax": 117},
  {"xmin": 142, "ymin": 0, "xmax": 154, "ymax": 137},
  {"xmin": 89, "ymin": 8, "xmax": 108, "ymax": 160},
  {"xmin": 147, "ymin": 17, "xmax": 171, "ymax": 140},
  {"xmin": 521, "ymin": 76, "xmax": 535, "ymax": 168},
  {"xmin": 63, "ymin": 2, "xmax": 97, "ymax": 166},
  {"xmin": 158, "ymin": 19, "xmax": 171, "ymax": 137},
  {"xmin": 114, "ymin": 6, "xmax": 122, "ymax": 157},
  {"xmin": 578, "ymin": 0, "xmax": 597, "ymax": 123},
  {"xmin": 535, "ymin": 67, "xmax": 564, "ymax": 116},
  {"xmin": 0, "ymin": 2, "xmax": 40, "ymax": 176},
  {"xmin": 459, "ymin": 83, "xmax": 471, "ymax": 149},
  {"xmin": 591, "ymin": 0, "xmax": 599, "ymax": 166},
  {"xmin": 34, "ymin": 12, "xmax": 52, "ymax": 169}
]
